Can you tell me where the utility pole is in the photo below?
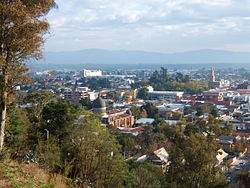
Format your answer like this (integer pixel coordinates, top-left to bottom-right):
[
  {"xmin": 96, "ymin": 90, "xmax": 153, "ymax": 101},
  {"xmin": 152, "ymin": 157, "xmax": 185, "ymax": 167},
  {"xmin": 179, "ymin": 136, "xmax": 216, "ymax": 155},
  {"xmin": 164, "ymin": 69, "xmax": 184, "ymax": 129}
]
[{"xmin": 44, "ymin": 129, "xmax": 49, "ymax": 140}]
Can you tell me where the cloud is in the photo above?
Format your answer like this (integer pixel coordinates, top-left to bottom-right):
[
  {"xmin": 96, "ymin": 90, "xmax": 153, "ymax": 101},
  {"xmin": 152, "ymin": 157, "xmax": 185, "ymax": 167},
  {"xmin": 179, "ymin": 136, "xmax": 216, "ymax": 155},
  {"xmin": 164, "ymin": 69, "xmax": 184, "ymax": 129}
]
[{"xmin": 45, "ymin": 0, "xmax": 250, "ymax": 52}]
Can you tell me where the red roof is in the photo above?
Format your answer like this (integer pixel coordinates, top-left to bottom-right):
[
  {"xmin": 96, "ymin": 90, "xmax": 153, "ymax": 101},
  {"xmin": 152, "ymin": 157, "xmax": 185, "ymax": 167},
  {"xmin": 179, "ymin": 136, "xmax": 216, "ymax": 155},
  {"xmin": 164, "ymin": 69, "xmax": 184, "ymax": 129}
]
[{"xmin": 232, "ymin": 132, "xmax": 250, "ymax": 136}]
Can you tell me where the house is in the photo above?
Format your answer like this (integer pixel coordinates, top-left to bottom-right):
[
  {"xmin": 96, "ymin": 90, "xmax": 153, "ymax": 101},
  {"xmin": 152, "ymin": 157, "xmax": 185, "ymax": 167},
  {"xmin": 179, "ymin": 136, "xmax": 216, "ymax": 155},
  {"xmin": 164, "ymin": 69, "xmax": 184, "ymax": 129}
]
[
  {"xmin": 165, "ymin": 120, "xmax": 180, "ymax": 126},
  {"xmin": 217, "ymin": 135, "xmax": 234, "ymax": 152},
  {"xmin": 117, "ymin": 127, "xmax": 144, "ymax": 136},
  {"xmin": 136, "ymin": 118, "xmax": 155, "ymax": 126},
  {"xmin": 216, "ymin": 149, "xmax": 228, "ymax": 165},
  {"xmin": 137, "ymin": 147, "xmax": 170, "ymax": 172},
  {"xmin": 232, "ymin": 130, "xmax": 250, "ymax": 141}
]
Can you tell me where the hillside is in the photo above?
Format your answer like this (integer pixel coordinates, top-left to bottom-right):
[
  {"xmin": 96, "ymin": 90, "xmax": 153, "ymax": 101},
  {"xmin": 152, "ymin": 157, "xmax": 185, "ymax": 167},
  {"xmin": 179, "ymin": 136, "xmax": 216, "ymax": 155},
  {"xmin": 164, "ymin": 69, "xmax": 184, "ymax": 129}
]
[
  {"xmin": 39, "ymin": 49, "xmax": 250, "ymax": 65},
  {"xmin": 0, "ymin": 160, "xmax": 67, "ymax": 188}
]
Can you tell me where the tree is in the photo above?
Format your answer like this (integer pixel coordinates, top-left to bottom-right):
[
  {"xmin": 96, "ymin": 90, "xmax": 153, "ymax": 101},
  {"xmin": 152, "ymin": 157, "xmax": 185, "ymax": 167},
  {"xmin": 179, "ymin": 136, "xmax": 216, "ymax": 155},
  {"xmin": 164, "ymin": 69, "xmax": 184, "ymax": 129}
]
[
  {"xmin": 20, "ymin": 91, "xmax": 54, "ymax": 150},
  {"xmin": 0, "ymin": 0, "xmax": 56, "ymax": 150},
  {"xmin": 79, "ymin": 97, "xmax": 93, "ymax": 110},
  {"xmin": 137, "ymin": 88, "xmax": 148, "ymax": 100},
  {"xmin": 167, "ymin": 133, "xmax": 229, "ymax": 188},
  {"xmin": 5, "ymin": 103, "xmax": 30, "ymax": 152},
  {"xmin": 211, "ymin": 106, "xmax": 219, "ymax": 117},
  {"xmin": 41, "ymin": 102, "xmax": 77, "ymax": 142},
  {"xmin": 130, "ymin": 163, "xmax": 165, "ymax": 188},
  {"xmin": 142, "ymin": 103, "xmax": 159, "ymax": 118},
  {"xmin": 117, "ymin": 134, "xmax": 136, "ymax": 157},
  {"xmin": 63, "ymin": 113, "xmax": 127, "ymax": 187},
  {"xmin": 130, "ymin": 106, "xmax": 147, "ymax": 119},
  {"xmin": 23, "ymin": 91, "xmax": 54, "ymax": 123}
]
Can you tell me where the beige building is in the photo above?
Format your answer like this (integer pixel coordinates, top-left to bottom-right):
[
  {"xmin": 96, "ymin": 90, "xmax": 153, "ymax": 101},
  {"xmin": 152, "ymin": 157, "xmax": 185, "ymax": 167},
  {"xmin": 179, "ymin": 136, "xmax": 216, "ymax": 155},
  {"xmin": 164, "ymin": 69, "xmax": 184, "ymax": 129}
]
[
  {"xmin": 104, "ymin": 109, "xmax": 135, "ymax": 128},
  {"xmin": 92, "ymin": 98, "xmax": 135, "ymax": 128},
  {"xmin": 209, "ymin": 68, "xmax": 222, "ymax": 89}
]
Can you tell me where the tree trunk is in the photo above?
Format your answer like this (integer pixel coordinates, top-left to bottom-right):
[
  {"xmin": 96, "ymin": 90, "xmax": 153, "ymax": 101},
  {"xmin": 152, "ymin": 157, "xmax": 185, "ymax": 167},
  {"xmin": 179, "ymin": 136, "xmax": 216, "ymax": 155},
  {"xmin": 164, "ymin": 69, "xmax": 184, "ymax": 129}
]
[{"xmin": 0, "ymin": 75, "xmax": 8, "ymax": 151}]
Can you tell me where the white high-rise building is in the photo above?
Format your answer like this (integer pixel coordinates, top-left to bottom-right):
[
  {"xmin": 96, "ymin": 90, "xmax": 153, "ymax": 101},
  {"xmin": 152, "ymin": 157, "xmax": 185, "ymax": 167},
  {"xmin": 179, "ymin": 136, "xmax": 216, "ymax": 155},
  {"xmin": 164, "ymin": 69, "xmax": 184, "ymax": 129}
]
[{"xmin": 80, "ymin": 69, "xmax": 102, "ymax": 78}]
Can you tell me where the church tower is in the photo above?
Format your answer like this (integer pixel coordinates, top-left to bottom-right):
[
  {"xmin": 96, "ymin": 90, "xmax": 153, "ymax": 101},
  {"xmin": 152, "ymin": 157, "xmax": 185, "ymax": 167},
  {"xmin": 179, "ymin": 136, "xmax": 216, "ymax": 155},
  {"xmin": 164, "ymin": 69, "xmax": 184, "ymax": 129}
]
[
  {"xmin": 209, "ymin": 68, "xmax": 221, "ymax": 89},
  {"xmin": 210, "ymin": 68, "xmax": 216, "ymax": 82}
]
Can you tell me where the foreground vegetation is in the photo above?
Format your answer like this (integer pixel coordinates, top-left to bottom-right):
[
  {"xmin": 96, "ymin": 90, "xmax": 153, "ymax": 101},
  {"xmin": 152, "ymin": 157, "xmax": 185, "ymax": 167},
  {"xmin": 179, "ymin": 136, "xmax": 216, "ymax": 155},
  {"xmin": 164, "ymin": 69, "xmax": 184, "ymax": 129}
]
[{"xmin": 0, "ymin": 91, "xmax": 234, "ymax": 187}]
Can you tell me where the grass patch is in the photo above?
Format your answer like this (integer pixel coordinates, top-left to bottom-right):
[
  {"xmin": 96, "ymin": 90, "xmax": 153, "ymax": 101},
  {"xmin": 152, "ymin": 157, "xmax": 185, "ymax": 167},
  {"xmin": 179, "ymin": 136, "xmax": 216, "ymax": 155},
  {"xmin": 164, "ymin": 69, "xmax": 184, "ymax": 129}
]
[{"xmin": 0, "ymin": 160, "xmax": 54, "ymax": 188}]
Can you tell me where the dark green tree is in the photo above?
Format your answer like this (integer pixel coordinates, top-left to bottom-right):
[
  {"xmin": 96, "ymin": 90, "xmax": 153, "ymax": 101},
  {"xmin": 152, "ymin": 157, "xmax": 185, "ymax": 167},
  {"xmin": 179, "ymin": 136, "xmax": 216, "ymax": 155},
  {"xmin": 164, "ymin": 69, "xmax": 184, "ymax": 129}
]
[
  {"xmin": 41, "ymin": 102, "xmax": 77, "ymax": 142},
  {"xmin": 167, "ymin": 133, "xmax": 229, "ymax": 188},
  {"xmin": 142, "ymin": 103, "xmax": 159, "ymax": 119},
  {"xmin": 137, "ymin": 88, "xmax": 149, "ymax": 100},
  {"xmin": 5, "ymin": 104, "xmax": 30, "ymax": 152},
  {"xmin": 130, "ymin": 163, "xmax": 166, "ymax": 188},
  {"xmin": 117, "ymin": 134, "xmax": 136, "ymax": 157},
  {"xmin": 79, "ymin": 97, "xmax": 93, "ymax": 110}
]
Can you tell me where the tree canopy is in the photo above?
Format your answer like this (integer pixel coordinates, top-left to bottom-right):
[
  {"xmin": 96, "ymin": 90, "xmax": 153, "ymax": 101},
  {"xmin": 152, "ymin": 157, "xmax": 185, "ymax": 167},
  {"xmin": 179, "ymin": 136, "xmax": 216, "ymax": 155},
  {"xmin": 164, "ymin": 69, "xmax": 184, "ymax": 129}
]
[
  {"xmin": 0, "ymin": 0, "xmax": 56, "ymax": 150},
  {"xmin": 133, "ymin": 67, "xmax": 208, "ymax": 94}
]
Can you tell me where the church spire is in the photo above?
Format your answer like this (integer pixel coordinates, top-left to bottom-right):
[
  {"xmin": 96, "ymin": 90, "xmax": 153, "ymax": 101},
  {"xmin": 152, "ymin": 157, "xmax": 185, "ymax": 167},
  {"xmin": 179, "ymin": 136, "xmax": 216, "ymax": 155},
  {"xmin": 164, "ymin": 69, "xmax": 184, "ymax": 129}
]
[{"xmin": 210, "ymin": 68, "xmax": 216, "ymax": 82}]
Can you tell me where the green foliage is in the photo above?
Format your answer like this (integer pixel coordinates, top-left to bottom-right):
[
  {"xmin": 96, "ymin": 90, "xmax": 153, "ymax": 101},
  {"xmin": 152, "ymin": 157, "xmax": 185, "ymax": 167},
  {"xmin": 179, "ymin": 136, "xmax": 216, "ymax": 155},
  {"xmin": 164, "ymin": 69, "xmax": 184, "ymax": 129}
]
[
  {"xmin": 22, "ymin": 92, "xmax": 55, "ymax": 150},
  {"xmin": 166, "ymin": 133, "xmax": 228, "ymax": 188},
  {"xmin": 137, "ymin": 88, "xmax": 149, "ymax": 100},
  {"xmin": 6, "ymin": 104, "xmax": 30, "ymax": 152},
  {"xmin": 130, "ymin": 106, "xmax": 147, "ymax": 119},
  {"xmin": 63, "ymin": 113, "xmax": 128, "ymax": 187},
  {"xmin": 128, "ymin": 163, "xmax": 166, "ymax": 188},
  {"xmin": 135, "ymin": 67, "xmax": 208, "ymax": 94},
  {"xmin": 79, "ymin": 77, "xmax": 111, "ymax": 90},
  {"xmin": 117, "ymin": 134, "xmax": 136, "ymax": 157},
  {"xmin": 41, "ymin": 102, "xmax": 77, "ymax": 142},
  {"xmin": 0, "ymin": 0, "xmax": 56, "ymax": 151},
  {"xmin": 184, "ymin": 103, "xmax": 219, "ymax": 117},
  {"xmin": 158, "ymin": 118, "xmax": 231, "ymax": 188},
  {"xmin": 38, "ymin": 136, "xmax": 62, "ymax": 171},
  {"xmin": 23, "ymin": 91, "xmax": 54, "ymax": 123},
  {"xmin": 79, "ymin": 97, "xmax": 93, "ymax": 110},
  {"xmin": 0, "ymin": 148, "xmax": 10, "ymax": 161},
  {"xmin": 142, "ymin": 103, "xmax": 159, "ymax": 118},
  {"xmin": 191, "ymin": 116, "xmax": 232, "ymax": 137}
]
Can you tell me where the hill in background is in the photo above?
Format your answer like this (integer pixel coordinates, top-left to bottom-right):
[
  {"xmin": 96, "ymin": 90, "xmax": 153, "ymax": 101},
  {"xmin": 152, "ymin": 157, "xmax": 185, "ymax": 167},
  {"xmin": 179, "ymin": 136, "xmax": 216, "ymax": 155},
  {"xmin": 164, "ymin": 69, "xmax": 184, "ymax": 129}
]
[{"xmin": 39, "ymin": 49, "xmax": 250, "ymax": 65}]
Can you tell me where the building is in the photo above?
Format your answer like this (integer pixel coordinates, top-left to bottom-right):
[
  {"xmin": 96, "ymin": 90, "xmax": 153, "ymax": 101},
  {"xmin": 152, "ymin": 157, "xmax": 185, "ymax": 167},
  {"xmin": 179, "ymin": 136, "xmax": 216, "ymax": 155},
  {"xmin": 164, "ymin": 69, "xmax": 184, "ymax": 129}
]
[
  {"xmin": 92, "ymin": 98, "xmax": 135, "ymax": 128},
  {"xmin": 92, "ymin": 97, "xmax": 107, "ymax": 116},
  {"xmin": 148, "ymin": 91, "xmax": 184, "ymax": 101},
  {"xmin": 203, "ymin": 89, "xmax": 225, "ymax": 101},
  {"xmin": 103, "ymin": 109, "xmax": 135, "ymax": 128},
  {"xmin": 146, "ymin": 86, "xmax": 183, "ymax": 101},
  {"xmin": 137, "ymin": 147, "xmax": 170, "ymax": 172},
  {"xmin": 80, "ymin": 69, "xmax": 102, "ymax": 78},
  {"xmin": 238, "ymin": 82, "xmax": 250, "ymax": 90},
  {"xmin": 216, "ymin": 149, "xmax": 229, "ymax": 165},
  {"xmin": 64, "ymin": 87, "xmax": 98, "ymax": 104},
  {"xmin": 136, "ymin": 118, "xmax": 155, "ymax": 126},
  {"xmin": 217, "ymin": 135, "xmax": 234, "ymax": 153},
  {"xmin": 208, "ymin": 68, "xmax": 222, "ymax": 89}
]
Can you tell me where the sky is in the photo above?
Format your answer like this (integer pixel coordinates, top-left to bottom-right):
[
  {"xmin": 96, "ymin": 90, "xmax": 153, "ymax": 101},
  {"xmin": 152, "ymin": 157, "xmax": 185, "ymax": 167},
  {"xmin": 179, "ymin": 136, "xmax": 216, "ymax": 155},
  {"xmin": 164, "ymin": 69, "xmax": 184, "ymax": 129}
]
[{"xmin": 45, "ymin": 0, "xmax": 250, "ymax": 53}]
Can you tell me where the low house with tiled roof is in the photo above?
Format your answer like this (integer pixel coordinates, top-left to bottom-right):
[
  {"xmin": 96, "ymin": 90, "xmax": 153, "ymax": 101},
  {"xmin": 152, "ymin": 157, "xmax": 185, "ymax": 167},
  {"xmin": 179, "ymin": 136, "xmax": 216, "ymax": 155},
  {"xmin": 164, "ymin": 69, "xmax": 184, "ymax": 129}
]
[{"xmin": 137, "ymin": 147, "xmax": 170, "ymax": 172}]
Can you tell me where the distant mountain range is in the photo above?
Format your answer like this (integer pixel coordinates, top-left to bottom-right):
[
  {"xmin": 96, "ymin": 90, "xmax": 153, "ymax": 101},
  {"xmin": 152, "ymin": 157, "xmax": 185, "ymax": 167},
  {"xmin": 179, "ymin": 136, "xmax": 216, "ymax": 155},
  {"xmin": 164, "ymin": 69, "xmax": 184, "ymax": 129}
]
[{"xmin": 39, "ymin": 49, "xmax": 250, "ymax": 64}]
